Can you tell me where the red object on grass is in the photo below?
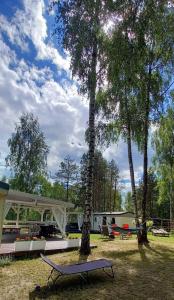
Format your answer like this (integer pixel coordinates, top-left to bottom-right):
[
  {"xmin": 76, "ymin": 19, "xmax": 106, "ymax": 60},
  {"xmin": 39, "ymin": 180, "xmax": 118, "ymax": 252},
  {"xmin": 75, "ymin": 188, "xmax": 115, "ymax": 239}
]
[
  {"xmin": 122, "ymin": 224, "xmax": 129, "ymax": 229},
  {"xmin": 111, "ymin": 224, "xmax": 117, "ymax": 228},
  {"xmin": 111, "ymin": 230, "xmax": 120, "ymax": 236}
]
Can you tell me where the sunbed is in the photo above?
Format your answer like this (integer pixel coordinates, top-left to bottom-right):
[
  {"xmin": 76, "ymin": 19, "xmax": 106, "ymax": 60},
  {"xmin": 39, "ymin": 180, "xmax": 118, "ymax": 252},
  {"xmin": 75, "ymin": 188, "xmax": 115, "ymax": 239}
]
[
  {"xmin": 151, "ymin": 228, "xmax": 169, "ymax": 237},
  {"xmin": 40, "ymin": 253, "xmax": 114, "ymax": 285}
]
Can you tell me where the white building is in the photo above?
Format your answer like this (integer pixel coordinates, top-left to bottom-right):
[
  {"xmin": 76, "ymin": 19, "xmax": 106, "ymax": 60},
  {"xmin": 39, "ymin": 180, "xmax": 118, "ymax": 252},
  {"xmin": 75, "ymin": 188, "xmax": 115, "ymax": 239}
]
[
  {"xmin": 67, "ymin": 211, "xmax": 136, "ymax": 232},
  {"xmin": 91, "ymin": 211, "xmax": 136, "ymax": 232}
]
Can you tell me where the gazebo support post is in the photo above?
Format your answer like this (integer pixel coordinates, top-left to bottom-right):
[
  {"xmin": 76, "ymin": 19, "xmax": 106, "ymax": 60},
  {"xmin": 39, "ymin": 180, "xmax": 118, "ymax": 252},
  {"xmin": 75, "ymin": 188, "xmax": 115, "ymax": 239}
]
[
  {"xmin": 51, "ymin": 213, "xmax": 54, "ymax": 222},
  {"xmin": 16, "ymin": 205, "xmax": 20, "ymax": 227},
  {"xmin": 0, "ymin": 182, "xmax": 9, "ymax": 245},
  {"xmin": 40, "ymin": 209, "xmax": 45, "ymax": 222}
]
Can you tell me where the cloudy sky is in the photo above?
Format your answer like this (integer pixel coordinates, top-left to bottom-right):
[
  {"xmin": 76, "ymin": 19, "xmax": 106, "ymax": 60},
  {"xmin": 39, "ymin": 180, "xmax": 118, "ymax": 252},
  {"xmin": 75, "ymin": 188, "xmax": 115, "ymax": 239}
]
[{"xmin": 0, "ymin": 0, "xmax": 152, "ymax": 191}]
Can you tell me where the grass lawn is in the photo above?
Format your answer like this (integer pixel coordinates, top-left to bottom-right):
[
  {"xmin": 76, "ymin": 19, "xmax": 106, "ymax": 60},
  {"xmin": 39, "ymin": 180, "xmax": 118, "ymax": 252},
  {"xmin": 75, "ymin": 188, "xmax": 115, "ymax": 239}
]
[{"xmin": 1, "ymin": 234, "xmax": 174, "ymax": 300}]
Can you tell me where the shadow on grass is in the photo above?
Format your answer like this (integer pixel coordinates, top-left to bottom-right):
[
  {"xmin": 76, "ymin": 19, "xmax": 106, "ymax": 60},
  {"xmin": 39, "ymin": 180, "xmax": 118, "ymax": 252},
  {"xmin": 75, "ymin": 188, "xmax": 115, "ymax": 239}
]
[
  {"xmin": 29, "ymin": 272, "xmax": 112, "ymax": 300},
  {"xmin": 101, "ymin": 238, "xmax": 116, "ymax": 242},
  {"xmin": 101, "ymin": 242, "xmax": 174, "ymax": 264},
  {"xmin": 28, "ymin": 243, "xmax": 174, "ymax": 300},
  {"xmin": 144, "ymin": 243, "xmax": 174, "ymax": 260},
  {"xmin": 138, "ymin": 244, "xmax": 148, "ymax": 262},
  {"xmin": 101, "ymin": 249, "xmax": 140, "ymax": 260}
]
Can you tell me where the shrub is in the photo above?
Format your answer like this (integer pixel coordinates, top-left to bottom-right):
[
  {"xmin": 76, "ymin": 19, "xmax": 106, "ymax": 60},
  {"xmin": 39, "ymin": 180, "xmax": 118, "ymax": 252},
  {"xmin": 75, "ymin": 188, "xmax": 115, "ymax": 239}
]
[
  {"xmin": 147, "ymin": 220, "xmax": 153, "ymax": 227},
  {"xmin": 0, "ymin": 255, "xmax": 13, "ymax": 267}
]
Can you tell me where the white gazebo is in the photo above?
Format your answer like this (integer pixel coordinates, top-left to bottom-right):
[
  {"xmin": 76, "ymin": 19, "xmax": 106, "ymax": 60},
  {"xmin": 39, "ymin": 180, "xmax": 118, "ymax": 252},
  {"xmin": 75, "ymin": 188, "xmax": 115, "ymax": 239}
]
[{"xmin": 0, "ymin": 181, "xmax": 74, "ymax": 244}]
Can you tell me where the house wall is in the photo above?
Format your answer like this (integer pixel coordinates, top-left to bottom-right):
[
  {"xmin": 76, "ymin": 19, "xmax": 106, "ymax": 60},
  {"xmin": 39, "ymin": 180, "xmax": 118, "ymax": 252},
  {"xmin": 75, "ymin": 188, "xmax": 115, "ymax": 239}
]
[{"xmin": 92, "ymin": 216, "xmax": 103, "ymax": 231}]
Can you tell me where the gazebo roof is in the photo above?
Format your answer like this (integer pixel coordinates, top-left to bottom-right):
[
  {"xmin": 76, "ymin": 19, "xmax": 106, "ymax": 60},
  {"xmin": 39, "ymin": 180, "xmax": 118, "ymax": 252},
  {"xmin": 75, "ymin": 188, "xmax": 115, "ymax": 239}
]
[{"xmin": 6, "ymin": 189, "xmax": 74, "ymax": 209}]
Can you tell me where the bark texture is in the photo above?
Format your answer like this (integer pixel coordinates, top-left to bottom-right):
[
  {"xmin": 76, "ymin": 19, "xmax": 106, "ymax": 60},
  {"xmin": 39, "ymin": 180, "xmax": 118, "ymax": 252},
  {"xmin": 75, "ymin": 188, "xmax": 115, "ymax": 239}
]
[{"xmin": 80, "ymin": 40, "xmax": 98, "ymax": 255}]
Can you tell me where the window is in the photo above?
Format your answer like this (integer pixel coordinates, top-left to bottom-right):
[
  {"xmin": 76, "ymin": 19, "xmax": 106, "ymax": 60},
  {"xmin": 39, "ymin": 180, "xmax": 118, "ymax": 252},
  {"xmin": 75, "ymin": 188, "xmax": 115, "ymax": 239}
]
[
  {"xmin": 111, "ymin": 217, "xmax": 115, "ymax": 224},
  {"xmin": 102, "ymin": 216, "xmax": 106, "ymax": 225}
]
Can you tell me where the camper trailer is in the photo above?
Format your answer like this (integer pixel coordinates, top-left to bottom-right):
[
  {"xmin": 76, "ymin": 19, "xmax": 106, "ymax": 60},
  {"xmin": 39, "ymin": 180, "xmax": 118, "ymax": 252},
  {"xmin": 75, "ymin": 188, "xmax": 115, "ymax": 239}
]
[
  {"xmin": 66, "ymin": 211, "xmax": 136, "ymax": 233},
  {"xmin": 91, "ymin": 211, "xmax": 136, "ymax": 232}
]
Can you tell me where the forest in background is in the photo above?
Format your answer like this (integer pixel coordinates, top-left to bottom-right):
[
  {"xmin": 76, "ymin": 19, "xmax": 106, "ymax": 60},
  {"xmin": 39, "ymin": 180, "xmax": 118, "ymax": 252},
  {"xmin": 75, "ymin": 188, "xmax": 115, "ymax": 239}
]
[{"xmin": 2, "ymin": 110, "xmax": 173, "ymax": 222}]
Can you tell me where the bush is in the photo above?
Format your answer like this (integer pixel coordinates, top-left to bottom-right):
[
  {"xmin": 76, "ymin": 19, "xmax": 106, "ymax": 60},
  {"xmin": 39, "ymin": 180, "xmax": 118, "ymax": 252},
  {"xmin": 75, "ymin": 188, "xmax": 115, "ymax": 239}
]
[
  {"xmin": 147, "ymin": 220, "xmax": 153, "ymax": 227},
  {"xmin": 0, "ymin": 255, "xmax": 12, "ymax": 267}
]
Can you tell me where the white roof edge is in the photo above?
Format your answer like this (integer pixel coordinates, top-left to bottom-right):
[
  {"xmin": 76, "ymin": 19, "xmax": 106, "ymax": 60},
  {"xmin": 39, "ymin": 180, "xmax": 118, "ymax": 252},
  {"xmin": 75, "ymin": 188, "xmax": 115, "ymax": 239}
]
[
  {"xmin": 93, "ymin": 211, "xmax": 134, "ymax": 215},
  {"xmin": 7, "ymin": 189, "xmax": 74, "ymax": 208}
]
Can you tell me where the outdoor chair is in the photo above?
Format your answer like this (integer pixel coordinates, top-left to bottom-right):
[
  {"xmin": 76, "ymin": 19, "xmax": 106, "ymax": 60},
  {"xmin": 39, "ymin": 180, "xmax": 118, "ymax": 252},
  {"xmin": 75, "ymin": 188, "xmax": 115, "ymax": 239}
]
[
  {"xmin": 120, "ymin": 231, "xmax": 132, "ymax": 240},
  {"xmin": 111, "ymin": 224, "xmax": 120, "ymax": 237},
  {"xmin": 29, "ymin": 224, "xmax": 40, "ymax": 237},
  {"xmin": 111, "ymin": 225, "xmax": 132, "ymax": 239},
  {"xmin": 40, "ymin": 254, "xmax": 114, "ymax": 286}
]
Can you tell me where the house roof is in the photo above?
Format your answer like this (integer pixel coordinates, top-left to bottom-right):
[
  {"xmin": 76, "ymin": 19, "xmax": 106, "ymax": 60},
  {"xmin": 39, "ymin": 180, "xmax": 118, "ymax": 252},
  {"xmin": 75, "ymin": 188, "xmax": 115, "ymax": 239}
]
[
  {"xmin": 6, "ymin": 189, "xmax": 74, "ymax": 209},
  {"xmin": 93, "ymin": 211, "xmax": 134, "ymax": 216}
]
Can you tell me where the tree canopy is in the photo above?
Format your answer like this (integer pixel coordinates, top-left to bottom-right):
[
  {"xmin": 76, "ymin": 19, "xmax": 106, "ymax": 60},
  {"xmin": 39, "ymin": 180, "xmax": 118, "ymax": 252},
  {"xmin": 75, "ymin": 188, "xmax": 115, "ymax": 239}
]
[
  {"xmin": 6, "ymin": 113, "xmax": 49, "ymax": 193},
  {"xmin": 153, "ymin": 108, "xmax": 174, "ymax": 220}
]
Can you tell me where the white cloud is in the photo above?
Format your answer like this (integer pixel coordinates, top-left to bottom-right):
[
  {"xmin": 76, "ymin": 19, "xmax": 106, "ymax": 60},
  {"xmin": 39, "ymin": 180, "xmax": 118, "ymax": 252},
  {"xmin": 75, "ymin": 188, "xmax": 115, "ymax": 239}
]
[
  {"xmin": 0, "ymin": 0, "xmax": 150, "ymax": 193},
  {"xmin": 0, "ymin": 29, "xmax": 88, "ymax": 177},
  {"xmin": 103, "ymin": 140, "xmax": 143, "ymax": 177},
  {"xmin": 0, "ymin": 0, "xmax": 70, "ymax": 71},
  {"xmin": 102, "ymin": 138, "xmax": 154, "ymax": 194}
]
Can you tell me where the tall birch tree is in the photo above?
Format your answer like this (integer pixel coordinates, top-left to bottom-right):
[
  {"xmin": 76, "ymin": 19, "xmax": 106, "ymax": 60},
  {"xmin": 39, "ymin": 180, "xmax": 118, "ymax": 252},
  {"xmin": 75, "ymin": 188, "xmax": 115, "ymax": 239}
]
[{"xmin": 53, "ymin": 0, "xmax": 111, "ymax": 254}]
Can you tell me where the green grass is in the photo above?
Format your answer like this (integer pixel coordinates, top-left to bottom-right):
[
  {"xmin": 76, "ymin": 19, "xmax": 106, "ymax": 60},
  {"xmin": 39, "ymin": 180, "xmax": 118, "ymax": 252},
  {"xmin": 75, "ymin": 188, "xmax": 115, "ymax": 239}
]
[
  {"xmin": 148, "ymin": 232, "xmax": 174, "ymax": 243},
  {"xmin": 70, "ymin": 232, "xmax": 174, "ymax": 243},
  {"xmin": 69, "ymin": 233, "xmax": 102, "ymax": 241},
  {"xmin": 1, "ymin": 234, "xmax": 174, "ymax": 299}
]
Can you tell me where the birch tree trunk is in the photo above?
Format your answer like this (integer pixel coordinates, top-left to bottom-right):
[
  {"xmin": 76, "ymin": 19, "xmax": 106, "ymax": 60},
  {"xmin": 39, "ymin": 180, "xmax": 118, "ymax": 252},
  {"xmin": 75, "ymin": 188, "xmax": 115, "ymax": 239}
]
[
  {"xmin": 80, "ymin": 40, "xmax": 98, "ymax": 255},
  {"xmin": 140, "ymin": 66, "xmax": 151, "ymax": 244}
]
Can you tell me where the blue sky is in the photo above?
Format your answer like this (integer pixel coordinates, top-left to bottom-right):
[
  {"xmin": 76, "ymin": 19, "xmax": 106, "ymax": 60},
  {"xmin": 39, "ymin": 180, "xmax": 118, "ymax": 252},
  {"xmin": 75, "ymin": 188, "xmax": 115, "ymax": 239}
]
[{"xmin": 0, "ymin": 0, "xmax": 149, "ymax": 192}]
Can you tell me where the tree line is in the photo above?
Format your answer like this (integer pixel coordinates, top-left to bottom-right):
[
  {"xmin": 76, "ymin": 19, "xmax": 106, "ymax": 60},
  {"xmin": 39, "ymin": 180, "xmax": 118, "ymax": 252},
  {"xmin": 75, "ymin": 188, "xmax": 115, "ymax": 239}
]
[
  {"xmin": 5, "ymin": 112, "xmax": 122, "ymax": 214},
  {"xmin": 5, "ymin": 110, "xmax": 174, "ymax": 223}
]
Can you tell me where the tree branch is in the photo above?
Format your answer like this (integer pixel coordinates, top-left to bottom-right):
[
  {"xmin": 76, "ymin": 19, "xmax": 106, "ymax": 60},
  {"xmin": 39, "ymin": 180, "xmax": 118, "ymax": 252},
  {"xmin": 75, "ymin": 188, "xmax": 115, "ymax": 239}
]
[{"xmin": 161, "ymin": 80, "xmax": 174, "ymax": 98}]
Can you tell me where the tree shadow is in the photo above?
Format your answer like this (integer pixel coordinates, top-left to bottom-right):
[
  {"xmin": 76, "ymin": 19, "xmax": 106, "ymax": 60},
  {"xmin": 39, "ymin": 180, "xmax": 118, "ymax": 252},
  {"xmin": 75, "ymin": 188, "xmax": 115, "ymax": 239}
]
[
  {"xmin": 138, "ymin": 244, "xmax": 148, "ymax": 262},
  {"xmin": 102, "ymin": 244, "xmax": 149, "ymax": 262},
  {"xmin": 28, "ymin": 242, "xmax": 174, "ymax": 300},
  {"xmin": 143, "ymin": 242, "xmax": 174, "ymax": 259},
  {"xmin": 101, "ymin": 238, "xmax": 116, "ymax": 242},
  {"xmin": 101, "ymin": 249, "xmax": 140, "ymax": 260}
]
